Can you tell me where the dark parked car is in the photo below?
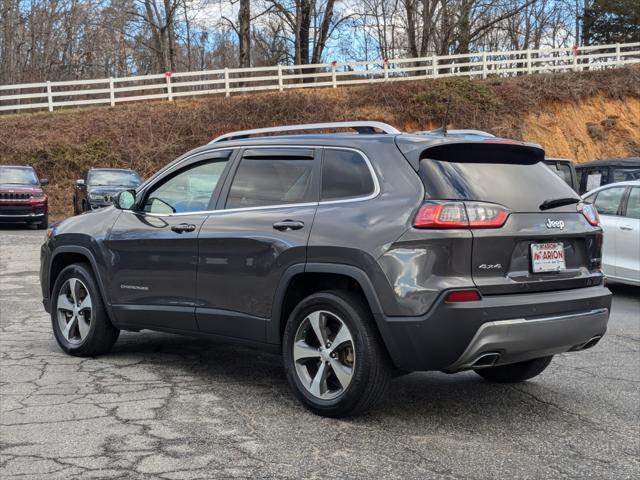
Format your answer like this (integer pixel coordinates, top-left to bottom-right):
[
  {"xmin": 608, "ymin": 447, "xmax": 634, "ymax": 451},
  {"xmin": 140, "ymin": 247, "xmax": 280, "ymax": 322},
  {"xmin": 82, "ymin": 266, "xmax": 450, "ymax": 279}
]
[
  {"xmin": 0, "ymin": 165, "xmax": 49, "ymax": 228},
  {"xmin": 40, "ymin": 122, "xmax": 611, "ymax": 417},
  {"xmin": 576, "ymin": 157, "xmax": 640, "ymax": 194},
  {"xmin": 544, "ymin": 158, "xmax": 578, "ymax": 191},
  {"xmin": 73, "ymin": 168, "xmax": 141, "ymax": 214}
]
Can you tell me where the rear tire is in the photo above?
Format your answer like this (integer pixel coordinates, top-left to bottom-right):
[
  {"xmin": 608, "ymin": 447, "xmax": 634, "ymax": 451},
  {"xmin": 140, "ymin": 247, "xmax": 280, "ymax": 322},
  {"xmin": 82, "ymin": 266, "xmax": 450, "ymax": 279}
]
[
  {"xmin": 51, "ymin": 263, "xmax": 119, "ymax": 356},
  {"xmin": 282, "ymin": 290, "xmax": 391, "ymax": 417},
  {"xmin": 474, "ymin": 356, "xmax": 553, "ymax": 383}
]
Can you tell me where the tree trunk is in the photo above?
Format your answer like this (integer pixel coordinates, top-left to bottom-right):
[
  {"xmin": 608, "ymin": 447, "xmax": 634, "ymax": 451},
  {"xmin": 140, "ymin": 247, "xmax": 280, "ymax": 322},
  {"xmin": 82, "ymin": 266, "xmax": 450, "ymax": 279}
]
[{"xmin": 238, "ymin": 0, "xmax": 251, "ymax": 68}]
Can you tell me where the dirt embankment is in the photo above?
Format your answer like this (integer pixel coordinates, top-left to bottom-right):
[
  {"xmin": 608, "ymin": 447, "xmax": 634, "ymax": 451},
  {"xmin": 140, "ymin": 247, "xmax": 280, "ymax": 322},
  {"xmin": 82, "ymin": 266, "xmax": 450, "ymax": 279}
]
[{"xmin": 1, "ymin": 67, "xmax": 639, "ymax": 217}]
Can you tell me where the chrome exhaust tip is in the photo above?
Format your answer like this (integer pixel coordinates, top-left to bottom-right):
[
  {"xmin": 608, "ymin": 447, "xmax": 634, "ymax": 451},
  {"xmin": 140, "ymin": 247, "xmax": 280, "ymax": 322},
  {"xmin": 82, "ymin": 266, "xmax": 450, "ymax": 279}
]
[
  {"xmin": 581, "ymin": 335, "xmax": 602, "ymax": 350},
  {"xmin": 470, "ymin": 352, "xmax": 501, "ymax": 369}
]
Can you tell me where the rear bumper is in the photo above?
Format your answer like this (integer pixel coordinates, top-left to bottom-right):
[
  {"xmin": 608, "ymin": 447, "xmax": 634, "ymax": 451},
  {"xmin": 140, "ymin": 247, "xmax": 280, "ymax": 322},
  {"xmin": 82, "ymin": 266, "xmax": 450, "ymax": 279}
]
[
  {"xmin": 443, "ymin": 308, "xmax": 608, "ymax": 372},
  {"xmin": 377, "ymin": 285, "xmax": 612, "ymax": 372}
]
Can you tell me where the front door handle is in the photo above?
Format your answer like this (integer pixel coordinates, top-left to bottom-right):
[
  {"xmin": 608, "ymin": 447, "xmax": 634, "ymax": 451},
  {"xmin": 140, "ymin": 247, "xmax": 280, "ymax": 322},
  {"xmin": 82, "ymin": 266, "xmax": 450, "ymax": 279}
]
[
  {"xmin": 273, "ymin": 220, "xmax": 305, "ymax": 231},
  {"xmin": 620, "ymin": 225, "xmax": 633, "ymax": 231},
  {"xmin": 171, "ymin": 223, "xmax": 197, "ymax": 233}
]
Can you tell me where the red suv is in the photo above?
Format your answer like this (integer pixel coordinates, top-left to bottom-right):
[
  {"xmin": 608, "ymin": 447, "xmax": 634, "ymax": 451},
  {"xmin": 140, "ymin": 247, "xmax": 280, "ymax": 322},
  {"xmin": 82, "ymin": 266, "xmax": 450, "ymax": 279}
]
[{"xmin": 0, "ymin": 165, "xmax": 49, "ymax": 229}]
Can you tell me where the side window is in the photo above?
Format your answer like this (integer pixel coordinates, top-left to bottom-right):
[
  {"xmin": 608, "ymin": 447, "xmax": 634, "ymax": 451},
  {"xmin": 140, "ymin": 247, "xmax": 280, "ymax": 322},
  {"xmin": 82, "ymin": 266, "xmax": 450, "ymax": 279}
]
[
  {"xmin": 625, "ymin": 187, "xmax": 640, "ymax": 219},
  {"xmin": 226, "ymin": 154, "xmax": 316, "ymax": 209},
  {"xmin": 593, "ymin": 187, "xmax": 626, "ymax": 216},
  {"xmin": 613, "ymin": 167, "xmax": 640, "ymax": 182},
  {"xmin": 321, "ymin": 149, "xmax": 375, "ymax": 201},
  {"xmin": 143, "ymin": 159, "xmax": 228, "ymax": 214}
]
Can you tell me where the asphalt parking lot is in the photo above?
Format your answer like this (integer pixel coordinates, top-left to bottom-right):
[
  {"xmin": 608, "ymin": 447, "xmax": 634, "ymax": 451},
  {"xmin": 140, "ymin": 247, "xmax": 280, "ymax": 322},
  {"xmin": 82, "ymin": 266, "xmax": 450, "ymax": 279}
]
[{"xmin": 1, "ymin": 227, "xmax": 638, "ymax": 480}]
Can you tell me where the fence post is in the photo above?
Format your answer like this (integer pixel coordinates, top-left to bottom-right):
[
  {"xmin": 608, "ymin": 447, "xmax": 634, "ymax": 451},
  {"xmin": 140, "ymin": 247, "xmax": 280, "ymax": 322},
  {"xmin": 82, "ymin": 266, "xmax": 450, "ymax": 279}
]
[
  {"xmin": 383, "ymin": 58, "xmax": 389, "ymax": 81},
  {"xmin": 278, "ymin": 64, "xmax": 283, "ymax": 91},
  {"xmin": 616, "ymin": 44, "xmax": 621, "ymax": 67},
  {"xmin": 331, "ymin": 61, "xmax": 337, "ymax": 88},
  {"xmin": 432, "ymin": 55, "xmax": 438, "ymax": 78},
  {"xmin": 109, "ymin": 77, "xmax": 115, "ymax": 106},
  {"xmin": 46, "ymin": 81, "xmax": 53, "ymax": 112},
  {"xmin": 526, "ymin": 50, "xmax": 532, "ymax": 74},
  {"xmin": 224, "ymin": 68, "xmax": 230, "ymax": 97},
  {"xmin": 482, "ymin": 52, "xmax": 487, "ymax": 79},
  {"xmin": 165, "ymin": 73, "xmax": 173, "ymax": 101}
]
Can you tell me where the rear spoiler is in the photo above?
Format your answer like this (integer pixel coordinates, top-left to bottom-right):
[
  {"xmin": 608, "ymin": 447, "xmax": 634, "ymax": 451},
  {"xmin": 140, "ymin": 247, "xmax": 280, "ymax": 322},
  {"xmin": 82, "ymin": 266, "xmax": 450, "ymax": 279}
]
[{"xmin": 395, "ymin": 135, "xmax": 545, "ymax": 170}]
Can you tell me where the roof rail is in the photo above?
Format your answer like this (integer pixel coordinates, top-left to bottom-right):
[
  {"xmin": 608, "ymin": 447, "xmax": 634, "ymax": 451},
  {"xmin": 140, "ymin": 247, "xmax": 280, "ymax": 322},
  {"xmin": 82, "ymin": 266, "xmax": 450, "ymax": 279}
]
[
  {"xmin": 210, "ymin": 121, "xmax": 401, "ymax": 143},
  {"xmin": 414, "ymin": 129, "xmax": 495, "ymax": 137}
]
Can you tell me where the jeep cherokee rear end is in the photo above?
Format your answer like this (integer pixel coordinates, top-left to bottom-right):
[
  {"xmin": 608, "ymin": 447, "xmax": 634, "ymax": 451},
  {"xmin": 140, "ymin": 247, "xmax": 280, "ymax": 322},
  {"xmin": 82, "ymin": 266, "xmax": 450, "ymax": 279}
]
[{"xmin": 374, "ymin": 134, "xmax": 610, "ymax": 373}]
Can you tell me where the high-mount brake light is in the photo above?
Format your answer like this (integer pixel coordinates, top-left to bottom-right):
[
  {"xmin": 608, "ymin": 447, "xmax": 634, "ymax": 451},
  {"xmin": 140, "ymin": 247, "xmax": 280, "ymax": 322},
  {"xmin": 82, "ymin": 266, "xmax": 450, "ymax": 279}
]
[
  {"xmin": 445, "ymin": 290, "xmax": 482, "ymax": 302},
  {"xmin": 414, "ymin": 201, "xmax": 509, "ymax": 229},
  {"xmin": 578, "ymin": 203, "xmax": 600, "ymax": 226}
]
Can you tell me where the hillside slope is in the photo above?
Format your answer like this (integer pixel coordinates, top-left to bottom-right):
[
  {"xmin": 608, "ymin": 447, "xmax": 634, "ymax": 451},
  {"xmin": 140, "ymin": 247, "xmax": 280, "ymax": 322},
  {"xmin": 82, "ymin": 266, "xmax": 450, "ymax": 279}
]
[{"xmin": 1, "ymin": 67, "xmax": 639, "ymax": 217}]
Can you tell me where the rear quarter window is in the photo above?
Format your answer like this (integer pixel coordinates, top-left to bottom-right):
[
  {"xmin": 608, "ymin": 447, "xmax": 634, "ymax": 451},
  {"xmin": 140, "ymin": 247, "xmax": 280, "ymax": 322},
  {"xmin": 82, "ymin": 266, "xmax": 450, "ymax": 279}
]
[{"xmin": 321, "ymin": 149, "xmax": 374, "ymax": 201}]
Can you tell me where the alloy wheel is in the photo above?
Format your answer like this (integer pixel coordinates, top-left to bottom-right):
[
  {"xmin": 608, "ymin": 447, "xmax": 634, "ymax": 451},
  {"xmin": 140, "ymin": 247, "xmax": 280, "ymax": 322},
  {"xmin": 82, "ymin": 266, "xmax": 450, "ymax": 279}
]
[
  {"xmin": 56, "ymin": 278, "xmax": 92, "ymax": 344},
  {"xmin": 293, "ymin": 310, "xmax": 356, "ymax": 400}
]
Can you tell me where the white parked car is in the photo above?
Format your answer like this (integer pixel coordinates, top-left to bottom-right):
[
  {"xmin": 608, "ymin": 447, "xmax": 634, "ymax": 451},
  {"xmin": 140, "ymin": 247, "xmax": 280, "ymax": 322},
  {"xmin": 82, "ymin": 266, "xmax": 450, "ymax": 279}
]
[{"xmin": 582, "ymin": 180, "xmax": 640, "ymax": 286}]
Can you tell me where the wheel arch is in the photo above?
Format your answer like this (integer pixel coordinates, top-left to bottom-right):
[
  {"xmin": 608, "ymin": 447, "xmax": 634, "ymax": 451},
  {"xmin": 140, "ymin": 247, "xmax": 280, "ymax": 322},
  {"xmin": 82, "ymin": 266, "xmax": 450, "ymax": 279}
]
[
  {"xmin": 269, "ymin": 263, "xmax": 392, "ymax": 352},
  {"xmin": 49, "ymin": 246, "xmax": 113, "ymax": 318}
]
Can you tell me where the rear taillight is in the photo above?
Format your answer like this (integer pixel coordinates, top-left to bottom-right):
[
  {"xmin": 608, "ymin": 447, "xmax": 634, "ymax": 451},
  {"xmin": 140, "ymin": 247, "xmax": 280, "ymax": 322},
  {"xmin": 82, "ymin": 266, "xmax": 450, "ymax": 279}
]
[
  {"xmin": 445, "ymin": 290, "xmax": 482, "ymax": 302},
  {"xmin": 578, "ymin": 203, "xmax": 599, "ymax": 226},
  {"xmin": 414, "ymin": 201, "xmax": 509, "ymax": 229},
  {"xmin": 414, "ymin": 202, "xmax": 468, "ymax": 228}
]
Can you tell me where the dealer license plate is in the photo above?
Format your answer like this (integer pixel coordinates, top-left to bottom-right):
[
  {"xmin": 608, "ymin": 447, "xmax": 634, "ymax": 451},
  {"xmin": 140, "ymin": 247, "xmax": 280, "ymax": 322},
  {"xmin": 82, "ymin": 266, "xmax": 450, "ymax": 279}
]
[{"xmin": 531, "ymin": 242, "xmax": 566, "ymax": 273}]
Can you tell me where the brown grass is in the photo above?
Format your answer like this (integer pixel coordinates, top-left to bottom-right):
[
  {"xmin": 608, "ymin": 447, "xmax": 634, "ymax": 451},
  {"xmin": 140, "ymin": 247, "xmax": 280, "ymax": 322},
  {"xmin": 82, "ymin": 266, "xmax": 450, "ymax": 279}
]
[{"xmin": 1, "ymin": 67, "xmax": 639, "ymax": 217}]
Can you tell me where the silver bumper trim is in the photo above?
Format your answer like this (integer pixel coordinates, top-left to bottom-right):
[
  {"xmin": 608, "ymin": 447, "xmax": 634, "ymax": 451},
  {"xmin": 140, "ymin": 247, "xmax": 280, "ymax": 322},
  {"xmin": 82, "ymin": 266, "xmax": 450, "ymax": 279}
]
[
  {"xmin": 0, "ymin": 212, "xmax": 44, "ymax": 218},
  {"xmin": 446, "ymin": 308, "xmax": 609, "ymax": 372}
]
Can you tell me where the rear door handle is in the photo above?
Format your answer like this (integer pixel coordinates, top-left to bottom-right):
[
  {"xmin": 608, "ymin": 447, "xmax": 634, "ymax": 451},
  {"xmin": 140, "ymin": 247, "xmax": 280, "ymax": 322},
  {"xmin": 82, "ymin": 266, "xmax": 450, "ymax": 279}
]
[
  {"xmin": 171, "ymin": 223, "xmax": 196, "ymax": 233},
  {"xmin": 273, "ymin": 220, "xmax": 305, "ymax": 231},
  {"xmin": 620, "ymin": 225, "xmax": 633, "ymax": 231}
]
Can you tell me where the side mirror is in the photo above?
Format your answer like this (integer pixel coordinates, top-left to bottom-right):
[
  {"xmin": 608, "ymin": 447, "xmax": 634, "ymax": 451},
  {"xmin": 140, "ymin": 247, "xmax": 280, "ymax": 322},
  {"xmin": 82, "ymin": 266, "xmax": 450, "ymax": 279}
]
[
  {"xmin": 114, "ymin": 190, "xmax": 136, "ymax": 210},
  {"xmin": 40, "ymin": 179, "xmax": 49, "ymax": 186},
  {"xmin": 76, "ymin": 179, "xmax": 85, "ymax": 187}
]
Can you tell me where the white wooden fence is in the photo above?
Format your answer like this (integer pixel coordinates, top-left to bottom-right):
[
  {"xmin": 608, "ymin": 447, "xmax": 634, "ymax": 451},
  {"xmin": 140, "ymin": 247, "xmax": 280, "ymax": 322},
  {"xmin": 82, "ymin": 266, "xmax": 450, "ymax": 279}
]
[{"xmin": 1, "ymin": 42, "xmax": 639, "ymax": 114}]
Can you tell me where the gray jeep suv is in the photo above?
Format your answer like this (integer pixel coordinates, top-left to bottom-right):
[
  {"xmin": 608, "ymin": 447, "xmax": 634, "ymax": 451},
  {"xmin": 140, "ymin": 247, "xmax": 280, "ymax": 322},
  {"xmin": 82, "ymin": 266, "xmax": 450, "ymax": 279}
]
[{"xmin": 40, "ymin": 121, "xmax": 611, "ymax": 417}]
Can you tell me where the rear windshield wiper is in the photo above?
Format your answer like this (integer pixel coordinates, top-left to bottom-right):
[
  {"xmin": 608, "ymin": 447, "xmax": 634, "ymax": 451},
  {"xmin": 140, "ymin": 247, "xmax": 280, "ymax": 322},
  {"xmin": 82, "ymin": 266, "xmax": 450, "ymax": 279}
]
[{"xmin": 539, "ymin": 197, "xmax": 580, "ymax": 210}]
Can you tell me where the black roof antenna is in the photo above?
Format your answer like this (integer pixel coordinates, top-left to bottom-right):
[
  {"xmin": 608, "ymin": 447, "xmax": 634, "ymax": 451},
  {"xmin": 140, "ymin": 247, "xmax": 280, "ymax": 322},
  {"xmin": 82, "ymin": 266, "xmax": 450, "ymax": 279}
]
[{"xmin": 430, "ymin": 96, "xmax": 451, "ymax": 136}]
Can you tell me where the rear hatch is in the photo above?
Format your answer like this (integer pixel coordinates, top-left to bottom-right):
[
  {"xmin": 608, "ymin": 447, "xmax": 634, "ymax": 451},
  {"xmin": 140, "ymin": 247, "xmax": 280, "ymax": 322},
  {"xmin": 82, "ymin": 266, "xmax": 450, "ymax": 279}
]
[{"xmin": 418, "ymin": 142, "xmax": 603, "ymax": 295}]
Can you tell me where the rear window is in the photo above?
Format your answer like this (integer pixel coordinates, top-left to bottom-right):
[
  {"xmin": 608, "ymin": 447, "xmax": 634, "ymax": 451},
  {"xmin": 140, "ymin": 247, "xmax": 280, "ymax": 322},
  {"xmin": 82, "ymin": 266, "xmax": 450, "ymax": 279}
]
[
  {"xmin": 626, "ymin": 188, "xmax": 640, "ymax": 219},
  {"xmin": 419, "ymin": 157, "xmax": 578, "ymax": 212},
  {"xmin": 226, "ymin": 157, "xmax": 315, "ymax": 209}
]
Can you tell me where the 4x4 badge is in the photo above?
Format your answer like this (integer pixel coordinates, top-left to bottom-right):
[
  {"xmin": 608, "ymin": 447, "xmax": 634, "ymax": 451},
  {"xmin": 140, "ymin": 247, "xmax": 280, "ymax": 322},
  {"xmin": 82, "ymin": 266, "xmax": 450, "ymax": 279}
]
[{"xmin": 546, "ymin": 219, "xmax": 565, "ymax": 229}]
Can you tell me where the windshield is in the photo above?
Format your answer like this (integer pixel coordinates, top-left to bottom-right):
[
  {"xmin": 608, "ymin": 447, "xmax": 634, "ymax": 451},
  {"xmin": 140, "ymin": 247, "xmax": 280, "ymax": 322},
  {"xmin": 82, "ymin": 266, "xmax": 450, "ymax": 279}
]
[
  {"xmin": 0, "ymin": 167, "xmax": 39, "ymax": 185},
  {"xmin": 88, "ymin": 170, "xmax": 140, "ymax": 187}
]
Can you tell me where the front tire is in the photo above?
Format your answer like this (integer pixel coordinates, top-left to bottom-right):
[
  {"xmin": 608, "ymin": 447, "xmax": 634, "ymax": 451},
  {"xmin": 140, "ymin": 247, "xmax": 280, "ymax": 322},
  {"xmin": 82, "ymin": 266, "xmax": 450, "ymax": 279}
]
[
  {"xmin": 51, "ymin": 263, "xmax": 119, "ymax": 356},
  {"xmin": 282, "ymin": 290, "xmax": 391, "ymax": 417},
  {"xmin": 37, "ymin": 213, "xmax": 48, "ymax": 229},
  {"xmin": 474, "ymin": 356, "xmax": 553, "ymax": 383}
]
